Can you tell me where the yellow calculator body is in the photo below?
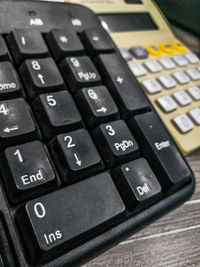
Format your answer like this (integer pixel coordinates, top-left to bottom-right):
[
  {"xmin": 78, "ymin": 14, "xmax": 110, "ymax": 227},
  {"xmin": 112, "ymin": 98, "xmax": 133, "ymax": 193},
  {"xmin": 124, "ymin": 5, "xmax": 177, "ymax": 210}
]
[{"xmin": 66, "ymin": 0, "xmax": 200, "ymax": 155}]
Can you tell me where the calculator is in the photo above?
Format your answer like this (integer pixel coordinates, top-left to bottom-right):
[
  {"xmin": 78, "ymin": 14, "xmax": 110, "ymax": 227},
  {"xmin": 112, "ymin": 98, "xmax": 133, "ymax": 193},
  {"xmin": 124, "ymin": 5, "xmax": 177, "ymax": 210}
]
[
  {"xmin": 67, "ymin": 0, "xmax": 200, "ymax": 155},
  {"xmin": 0, "ymin": 1, "xmax": 195, "ymax": 267}
]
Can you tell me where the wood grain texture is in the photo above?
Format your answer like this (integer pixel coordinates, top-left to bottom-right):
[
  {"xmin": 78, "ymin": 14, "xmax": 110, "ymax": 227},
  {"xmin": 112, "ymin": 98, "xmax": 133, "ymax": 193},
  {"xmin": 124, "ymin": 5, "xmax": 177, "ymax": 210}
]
[{"xmin": 84, "ymin": 150, "xmax": 200, "ymax": 267}]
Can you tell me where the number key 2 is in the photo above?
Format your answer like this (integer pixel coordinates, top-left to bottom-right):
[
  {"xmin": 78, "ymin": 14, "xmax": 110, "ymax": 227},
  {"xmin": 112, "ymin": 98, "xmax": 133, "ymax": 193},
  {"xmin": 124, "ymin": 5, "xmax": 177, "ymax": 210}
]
[
  {"xmin": 49, "ymin": 129, "xmax": 104, "ymax": 183},
  {"xmin": 93, "ymin": 120, "xmax": 140, "ymax": 167}
]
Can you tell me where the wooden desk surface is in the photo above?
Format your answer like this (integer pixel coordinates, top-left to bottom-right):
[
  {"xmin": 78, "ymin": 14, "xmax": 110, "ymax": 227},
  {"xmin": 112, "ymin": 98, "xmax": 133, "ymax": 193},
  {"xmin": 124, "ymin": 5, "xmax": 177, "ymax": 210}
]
[{"xmin": 84, "ymin": 150, "xmax": 200, "ymax": 267}]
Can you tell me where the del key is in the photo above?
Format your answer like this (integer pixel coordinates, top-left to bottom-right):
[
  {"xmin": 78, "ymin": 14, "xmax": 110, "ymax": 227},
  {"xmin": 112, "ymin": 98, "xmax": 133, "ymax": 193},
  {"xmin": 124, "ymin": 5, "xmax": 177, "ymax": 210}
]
[{"xmin": 17, "ymin": 172, "xmax": 125, "ymax": 264}]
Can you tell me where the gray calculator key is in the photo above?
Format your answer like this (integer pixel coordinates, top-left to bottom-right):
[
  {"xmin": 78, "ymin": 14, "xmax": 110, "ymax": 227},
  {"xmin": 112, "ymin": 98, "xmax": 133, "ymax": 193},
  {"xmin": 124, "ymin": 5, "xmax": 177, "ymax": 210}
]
[
  {"xmin": 173, "ymin": 114, "xmax": 194, "ymax": 133},
  {"xmin": 129, "ymin": 46, "xmax": 148, "ymax": 59},
  {"xmin": 188, "ymin": 108, "xmax": 200, "ymax": 125},
  {"xmin": 158, "ymin": 74, "xmax": 176, "ymax": 89},
  {"xmin": 186, "ymin": 68, "xmax": 200, "ymax": 80},
  {"xmin": 173, "ymin": 55, "xmax": 188, "ymax": 67},
  {"xmin": 129, "ymin": 63, "xmax": 147, "ymax": 77},
  {"xmin": 187, "ymin": 86, "xmax": 200, "ymax": 100},
  {"xmin": 159, "ymin": 57, "xmax": 175, "ymax": 70},
  {"xmin": 142, "ymin": 78, "xmax": 162, "ymax": 94},
  {"xmin": 144, "ymin": 59, "xmax": 163, "ymax": 73},
  {"xmin": 119, "ymin": 48, "xmax": 133, "ymax": 62},
  {"xmin": 157, "ymin": 95, "xmax": 177, "ymax": 113},
  {"xmin": 173, "ymin": 90, "xmax": 192, "ymax": 106},
  {"xmin": 185, "ymin": 53, "xmax": 200, "ymax": 64},
  {"xmin": 173, "ymin": 71, "xmax": 190, "ymax": 84}
]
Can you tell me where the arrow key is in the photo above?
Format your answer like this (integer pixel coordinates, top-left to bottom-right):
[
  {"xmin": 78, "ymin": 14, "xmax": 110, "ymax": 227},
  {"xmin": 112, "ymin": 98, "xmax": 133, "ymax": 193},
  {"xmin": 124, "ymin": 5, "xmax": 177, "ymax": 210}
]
[{"xmin": 49, "ymin": 129, "xmax": 104, "ymax": 183}]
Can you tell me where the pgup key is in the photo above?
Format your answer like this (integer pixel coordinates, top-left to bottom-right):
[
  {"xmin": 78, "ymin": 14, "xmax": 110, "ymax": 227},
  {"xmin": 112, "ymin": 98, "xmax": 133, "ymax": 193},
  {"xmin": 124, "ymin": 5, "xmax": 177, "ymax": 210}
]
[
  {"xmin": 49, "ymin": 129, "xmax": 104, "ymax": 183},
  {"xmin": 20, "ymin": 58, "xmax": 65, "ymax": 99}
]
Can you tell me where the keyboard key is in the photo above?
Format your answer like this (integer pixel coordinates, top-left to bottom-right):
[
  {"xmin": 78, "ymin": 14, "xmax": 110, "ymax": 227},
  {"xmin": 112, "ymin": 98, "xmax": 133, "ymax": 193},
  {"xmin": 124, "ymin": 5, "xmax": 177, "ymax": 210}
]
[
  {"xmin": 144, "ymin": 59, "xmax": 163, "ymax": 73},
  {"xmin": 0, "ymin": 35, "xmax": 10, "ymax": 61},
  {"xmin": 187, "ymin": 86, "xmax": 200, "ymax": 100},
  {"xmin": 33, "ymin": 91, "xmax": 83, "ymax": 138},
  {"xmin": 0, "ymin": 62, "xmax": 23, "ymax": 99},
  {"xmin": 1, "ymin": 141, "xmax": 57, "ymax": 202},
  {"xmin": 188, "ymin": 108, "xmax": 200, "ymax": 125},
  {"xmin": 173, "ymin": 55, "xmax": 188, "ymax": 67},
  {"xmin": 158, "ymin": 74, "xmax": 177, "ymax": 89},
  {"xmin": 119, "ymin": 48, "xmax": 133, "ymax": 61},
  {"xmin": 186, "ymin": 68, "xmax": 200, "ymax": 80},
  {"xmin": 129, "ymin": 63, "xmax": 147, "ymax": 77},
  {"xmin": 173, "ymin": 90, "xmax": 192, "ymax": 106},
  {"xmin": 112, "ymin": 158, "xmax": 161, "ymax": 211},
  {"xmin": 0, "ymin": 98, "xmax": 40, "ymax": 148},
  {"xmin": 93, "ymin": 120, "xmax": 139, "ymax": 167},
  {"xmin": 76, "ymin": 86, "xmax": 119, "ymax": 128},
  {"xmin": 95, "ymin": 53, "xmax": 150, "ymax": 118},
  {"xmin": 185, "ymin": 52, "xmax": 199, "ymax": 64},
  {"xmin": 17, "ymin": 172, "xmax": 125, "ymax": 264},
  {"xmin": 173, "ymin": 114, "xmax": 194, "ymax": 133},
  {"xmin": 173, "ymin": 71, "xmax": 190, "ymax": 84},
  {"xmin": 61, "ymin": 56, "xmax": 101, "ymax": 92},
  {"xmin": 49, "ymin": 129, "xmax": 104, "ymax": 182},
  {"xmin": 129, "ymin": 46, "xmax": 148, "ymax": 59},
  {"xmin": 156, "ymin": 95, "xmax": 177, "ymax": 113},
  {"xmin": 81, "ymin": 29, "xmax": 115, "ymax": 57},
  {"xmin": 142, "ymin": 78, "xmax": 162, "ymax": 94},
  {"xmin": 20, "ymin": 58, "xmax": 65, "ymax": 99},
  {"xmin": 129, "ymin": 112, "xmax": 192, "ymax": 191},
  {"xmin": 46, "ymin": 29, "xmax": 84, "ymax": 61},
  {"xmin": 159, "ymin": 57, "xmax": 175, "ymax": 70},
  {"xmin": 7, "ymin": 29, "xmax": 49, "ymax": 64}
]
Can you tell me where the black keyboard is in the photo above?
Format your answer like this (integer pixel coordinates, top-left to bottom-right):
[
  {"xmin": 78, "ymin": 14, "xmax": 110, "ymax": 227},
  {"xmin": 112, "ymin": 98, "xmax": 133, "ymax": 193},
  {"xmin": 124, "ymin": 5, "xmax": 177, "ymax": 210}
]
[{"xmin": 0, "ymin": 1, "xmax": 195, "ymax": 266}]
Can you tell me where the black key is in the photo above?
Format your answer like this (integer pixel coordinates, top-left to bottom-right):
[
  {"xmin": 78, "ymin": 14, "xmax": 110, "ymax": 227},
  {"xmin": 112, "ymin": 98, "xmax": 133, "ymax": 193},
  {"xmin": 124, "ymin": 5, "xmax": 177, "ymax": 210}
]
[
  {"xmin": 95, "ymin": 53, "xmax": 150, "ymax": 118},
  {"xmin": 7, "ymin": 29, "xmax": 49, "ymax": 64},
  {"xmin": 17, "ymin": 172, "xmax": 125, "ymax": 264},
  {"xmin": 129, "ymin": 46, "xmax": 149, "ymax": 59},
  {"xmin": 81, "ymin": 29, "xmax": 115, "ymax": 57},
  {"xmin": 49, "ymin": 129, "xmax": 104, "ymax": 182},
  {"xmin": 0, "ymin": 35, "xmax": 10, "ymax": 61},
  {"xmin": 129, "ymin": 112, "xmax": 192, "ymax": 192},
  {"xmin": 20, "ymin": 58, "xmax": 65, "ymax": 99},
  {"xmin": 60, "ymin": 56, "xmax": 101, "ymax": 92},
  {"xmin": 0, "ymin": 62, "xmax": 23, "ymax": 99},
  {"xmin": 76, "ymin": 86, "xmax": 119, "ymax": 128},
  {"xmin": 0, "ymin": 98, "xmax": 40, "ymax": 148},
  {"xmin": 93, "ymin": 120, "xmax": 139, "ymax": 167},
  {"xmin": 33, "ymin": 91, "xmax": 83, "ymax": 139},
  {"xmin": 0, "ymin": 141, "xmax": 57, "ymax": 202},
  {"xmin": 46, "ymin": 29, "xmax": 85, "ymax": 61},
  {"xmin": 112, "ymin": 158, "xmax": 161, "ymax": 211}
]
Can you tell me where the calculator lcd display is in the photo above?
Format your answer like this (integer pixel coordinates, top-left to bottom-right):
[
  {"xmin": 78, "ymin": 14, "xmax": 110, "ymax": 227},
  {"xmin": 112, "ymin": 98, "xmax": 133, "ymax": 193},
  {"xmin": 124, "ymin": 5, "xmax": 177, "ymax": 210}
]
[{"xmin": 98, "ymin": 13, "xmax": 158, "ymax": 33}]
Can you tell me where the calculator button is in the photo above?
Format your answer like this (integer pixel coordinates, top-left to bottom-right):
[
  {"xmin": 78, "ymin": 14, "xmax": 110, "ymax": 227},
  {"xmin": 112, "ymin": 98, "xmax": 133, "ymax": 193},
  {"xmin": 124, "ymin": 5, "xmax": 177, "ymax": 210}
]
[
  {"xmin": 20, "ymin": 58, "xmax": 65, "ymax": 99},
  {"xmin": 7, "ymin": 29, "xmax": 49, "ymax": 64},
  {"xmin": 93, "ymin": 120, "xmax": 139, "ymax": 167},
  {"xmin": 186, "ymin": 68, "xmax": 200, "ymax": 80},
  {"xmin": 173, "ymin": 55, "xmax": 188, "ymax": 67},
  {"xmin": 1, "ymin": 141, "xmax": 57, "ymax": 202},
  {"xmin": 17, "ymin": 172, "xmax": 125, "ymax": 264},
  {"xmin": 173, "ymin": 71, "xmax": 190, "ymax": 84},
  {"xmin": 171, "ymin": 41, "xmax": 186, "ymax": 53},
  {"xmin": 158, "ymin": 74, "xmax": 177, "ymax": 89},
  {"xmin": 49, "ymin": 129, "xmax": 104, "ymax": 182},
  {"xmin": 33, "ymin": 91, "xmax": 83, "ymax": 138},
  {"xmin": 76, "ymin": 86, "xmax": 119, "ymax": 128},
  {"xmin": 95, "ymin": 53, "xmax": 150, "ymax": 118},
  {"xmin": 158, "ymin": 43, "xmax": 174, "ymax": 55},
  {"xmin": 142, "ymin": 78, "xmax": 162, "ymax": 94},
  {"xmin": 187, "ymin": 86, "xmax": 200, "ymax": 100},
  {"xmin": 129, "ymin": 46, "xmax": 148, "ymax": 59},
  {"xmin": 130, "ymin": 112, "xmax": 192, "ymax": 191},
  {"xmin": 185, "ymin": 52, "xmax": 200, "ymax": 64},
  {"xmin": 119, "ymin": 48, "xmax": 133, "ymax": 62},
  {"xmin": 112, "ymin": 158, "xmax": 161, "ymax": 211},
  {"xmin": 159, "ymin": 57, "xmax": 176, "ymax": 70},
  {"xmin": 144, "ymin": 59, "xmax": 163, "ymax": 73},
  {"xmin": 156, "ymin": 95, "xmax": 177, "ymax": 113},
  {"xmin": 61, "ymin": 56, "xmax": 101, "ymax": 92},
  {"xmin": 145, "ymin": 45, "xmax": 161, "ymax": 57},
  {"xmin": 0, "ymin": 35, "xmax": 9, "ymax": 61},
  {"xmin": 0, "ymin": 98, "xmax": 39, "ymax": 148},
  {"xmin": 46, "ymin": 29, "xmax": 85, "ymax": 61},
  {"xmin": 129, "ymin": 63, "xmax": 147, "ymax": 77},
  {"xmin": 188, "ymin": 107, "xmax": 200, "ymax": 125},
  {"xmin": 81, "ymin": 29, "xmax": 115, "ymax": 57},
  {"xmin": 0, "ymin": 62, "xmax": 23, "ymax": 99},
  {"xmin": 173, "ymin": 114, "xmax": 194, "ymax": 133},
  {"xmin": 173, "ymin": 90, "xmax": 192, "ymax": 106}
]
